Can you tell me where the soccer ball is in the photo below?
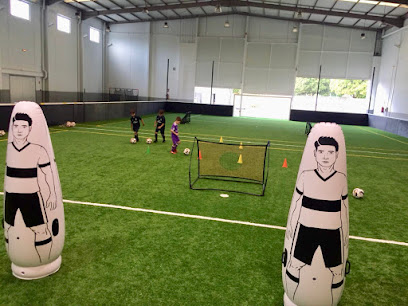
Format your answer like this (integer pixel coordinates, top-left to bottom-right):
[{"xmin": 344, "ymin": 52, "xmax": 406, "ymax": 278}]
[
  {"xmin": 66, "ymin": 121, "xmax": 72, "ymax": 127},
  {"xmin": 146, "ymin": 138, "xmax": 152, "ymax": 144},
  {"xmin": 183, "ymin": 148, "xmax": 191, "ymax": 155},
  {"xmin": 130, "ymin": 138, "xmax": 137, "ymax": 144},
  {"xmin": 71, "ymin": 121, "xmax": 76, "ymax": 127},
  {"xmin": 352, "ymin": 188, "xmax": 364, "ymax": 199},
  {"xmin": 0, "ymin": 130, "xmax": 5, "ymax": 137}
]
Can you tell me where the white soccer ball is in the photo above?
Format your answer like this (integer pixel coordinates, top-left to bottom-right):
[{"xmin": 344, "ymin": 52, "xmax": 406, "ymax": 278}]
[
  {"xmin": 0, "ymin": 130, "xmax": 5, "ymax": 137},
  {"xmin": 71, "ymin": 121, "xmax": 76, "ymax": 127},
  {"xmin": 130, "ymin": 138, "xmax": 137, "ymax": 144},
  {"xmin": 183, "ymin": 148, "xmax": 191, "ymax": 155},
  {"xmin": 146, "ymin": 138, "xmax": 152, "ymax": 144},
  {"xmin": 352, "ymin": 188, "xmax": 364, "ymax": 199},
  {"xmin": 66, "ymin": 121, "xmax": 72, "ymax": 127}
]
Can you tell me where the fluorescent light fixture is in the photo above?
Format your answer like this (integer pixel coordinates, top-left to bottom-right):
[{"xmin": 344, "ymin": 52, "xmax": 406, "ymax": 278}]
[
  {"xmin": 399, "ymin": 4, "xmax": 408, "ymax": 8},
  {"xmin": 224, "ymin": 20, "xmax": 230, "ymax": 28},
  {"xmin": 378, "ymin": 1, "xmax": 399, "ymax": 6},
  {"xmin": 64, "ymin": 0, "xmax": 96, "ymax": 2},
  {"xmin": 163, "ymin": 21, "xmax": 169, "ymax": 28},
  {"xmin": 359, "ymin": 0, "xmax": 379, "ymax": 4},
  {"xmin": 338, "ymin": 0, "xmax": 359, "ymax": 3}
]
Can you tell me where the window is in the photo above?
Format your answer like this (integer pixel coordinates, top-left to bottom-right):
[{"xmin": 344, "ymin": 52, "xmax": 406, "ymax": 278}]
[
  {"xmin": 292, "ymin": 77, "xmax": 370, "ymax": 114},
  {"xmin": 57, "ymin": 15, "xmax": 71, "ymax": 34},
  {"xmin": 90, "ymin": 27, "xmax": 100, "ymax": 43},
  {"xmin": 10, "ymin": 0, "xmax": 30, "ymax": 21}
]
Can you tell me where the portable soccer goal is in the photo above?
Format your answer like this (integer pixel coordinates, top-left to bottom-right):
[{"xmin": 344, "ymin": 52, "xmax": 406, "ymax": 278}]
[
  {"xmin": 189, "ymin": 138, "xmax": 270, "ymax": 196},
  {"xmin": 180, "ymin": 111, "xmax": 191, "ymax": 124}
]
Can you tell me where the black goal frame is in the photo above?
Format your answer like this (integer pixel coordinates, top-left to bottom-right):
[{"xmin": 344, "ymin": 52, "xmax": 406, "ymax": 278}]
[{"xmin": 189, "ymin": 138, "xmax": 270, "ymax": 196}]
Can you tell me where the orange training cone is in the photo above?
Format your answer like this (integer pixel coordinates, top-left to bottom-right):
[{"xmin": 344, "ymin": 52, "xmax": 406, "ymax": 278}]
[
  {"xmin": 282, "ymin": 158, "xmax": 288, "ymax": 168},
  {"xmin": 198, "ymin": 150, "xmax": 202, "ymax": 160}
]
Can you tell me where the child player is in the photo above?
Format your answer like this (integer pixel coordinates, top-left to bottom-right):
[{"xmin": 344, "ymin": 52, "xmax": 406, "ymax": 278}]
[
  {"xmin": 154, "ymin": 109, "xmax": 166, "ymax": 143},
  {"xmin": 130, "ymin": 110, "xmax": 145, "ymax": 142},
  {"xmin": 170, "ymin": 116, "xmax": 182, "ymax": 154}
]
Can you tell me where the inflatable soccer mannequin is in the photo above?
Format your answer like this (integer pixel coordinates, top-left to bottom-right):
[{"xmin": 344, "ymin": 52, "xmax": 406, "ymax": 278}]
[
  {"xmin": 3, "ymin": 101, "xmax": 65, "ymax": 279},
  {"xmin": 282, "ymin": 122, "xmax": 350, "ymax": 306}
]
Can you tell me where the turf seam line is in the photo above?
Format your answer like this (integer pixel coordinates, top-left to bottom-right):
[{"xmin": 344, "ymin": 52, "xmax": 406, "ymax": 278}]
[
  {"xmin": 60, "ymin": 199, "xmax": 408, "ymax": 247},
  {"xmin": 0, "ymin": 190, "xmax": 401, "ymax": 247}
]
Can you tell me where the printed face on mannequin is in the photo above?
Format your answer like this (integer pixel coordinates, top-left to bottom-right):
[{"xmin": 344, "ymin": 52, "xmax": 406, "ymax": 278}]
[
  {"xmin": 314, "ymin": 145, "xmax": 338, "ymax": 168},
  {"xmin": 13, "ymin": 120, "xmax": 32, "ymax": 140}
]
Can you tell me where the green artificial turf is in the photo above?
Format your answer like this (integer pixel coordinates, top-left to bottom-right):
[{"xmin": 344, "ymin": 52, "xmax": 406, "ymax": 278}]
[{"xmin": 0, "ymin": 113, "xmax": 407, "ymax": 305}]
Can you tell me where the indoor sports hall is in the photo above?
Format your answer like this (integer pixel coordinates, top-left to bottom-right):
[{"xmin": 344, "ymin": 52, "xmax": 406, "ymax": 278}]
[{"xmin": 0, "ymin": 0, "xmax": 407, "ymax": 304}]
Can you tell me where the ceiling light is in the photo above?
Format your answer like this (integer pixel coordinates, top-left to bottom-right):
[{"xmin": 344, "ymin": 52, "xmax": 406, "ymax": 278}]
[
  {"xmin": 106, "ymin": 26, "xmax": 111, "ymax": 32},
  {"xmin": 361, "ymin": 32, "xmax": 366, "ymax": 39},
  {"xmin": 378, "ymin": 1, "xmax": 399, "ymax": 6},
  {"xmin": 143, "ymin": 7, "xmax": 149, "ymax": 13},
  {"xmin": 296, "ymin": 10, "xmax": 302, "ymax": 19},
  {"xmin": 224, "ymin": 20, "xmax": 230, "ymax": 28},
  {"xmin": 163, "ymin": 22, "xmax": 169, "ymax": 28},
  {"xmin": 359, "ymin": 0, "xmax": 379, "ymax": 4},
  {"xmin": 215, "ymin": 4, "xmax": 222, "ymax": 13},
  {"xmin": 337, "ymin": 0, "xmax": 359, "ymax": 2},
  {"xmin": 292, "ymin": 26, "xmax": 298, "ymax": 33}
]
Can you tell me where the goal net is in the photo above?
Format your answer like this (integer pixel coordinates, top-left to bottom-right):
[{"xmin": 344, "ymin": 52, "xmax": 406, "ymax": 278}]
[{"xmin": 189, "ymin": 138, "xmax": 270, "ymax": 196}]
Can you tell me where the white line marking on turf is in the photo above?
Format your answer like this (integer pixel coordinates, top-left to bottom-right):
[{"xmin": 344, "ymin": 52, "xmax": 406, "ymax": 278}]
[{"xmin": 3, "ymin": 191, "xmax": 404, "ymax": 247}]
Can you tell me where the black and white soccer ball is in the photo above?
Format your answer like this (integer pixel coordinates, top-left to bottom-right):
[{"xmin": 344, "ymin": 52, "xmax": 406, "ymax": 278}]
[
  {"xmin": 146, "ymin": 138, "xmax": 152, "ymax": 144},
  {"xmin": 183, "ymin": 148, "xmax": 191, "ymax": 155},
  {"xmin": 130, "ymin": 138, "xmax": 137, "ymax": 144},
  {"xmin": 352, "ymin": 188, "xmax": 364, "ymax": 199}
]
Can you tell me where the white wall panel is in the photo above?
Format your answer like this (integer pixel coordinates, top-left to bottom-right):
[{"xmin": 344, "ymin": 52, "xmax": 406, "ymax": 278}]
[
  {"xmin": 300, "ymin": 24, "xmax": 323, "ymax": 51},
  {"xmin": 270, "ymin": 44, "xmax": 297, "ymax": 69},
  {"xmin": 374, "ymin": 29, "xmax": 408, "ymax": 116},
  {"xmin": 195, "ymin": 62, "xmax": 216, "ymax": 87},
  {"xmin": 297, "ymin": 51, "xmax": 321, "ymax": 77},
  {"xmin": 321, "ymin": 52, "xmax": 348, "ymax": 78},
  {"xmin": 323, "ymin": 27, "xmax": 351, "ymax": 52},
  {"xmin": 347, "ymin": 53, "xmax": 373, "ymax": 79},
  {"xmin": 82, "ymin": 19, "xmax": 103, "ymax": 94},
  {"xmin": 47, "ymin": 4, "xmax": 78, "ymax": 92},
  {"xmin": 298, "ymin": 24, "xmax": 375, "ymax": 79},
  {"xmin": 178, "ymin": 43, "xmax": 196, "ymax": 100},
  {"xmin": 248, "ymin": 17, "xmax": 298, "ymax": 43},
  {"xmin": 246, "ymin": 43, "xmax": 271, "ymax": 68},
  {"xmin": 197, "ymin": 37, "xmax": 220, "ymax": 61},
  {"xmin": 198, "ymin": 15, "xmax": 245, "ymax": 38},
  {"xmin": 220, "ymin": 38, "xmax": 244, "ymax": 63},
  {"xmin": 244, "ymin": 68, "xmax": 269, "ymax": 93},
  {"xmin": 216, "ymin": 62, "xmax": 242, "ymax": 88},
  {"xmin": 268, "ymin": 69, "xmax": 295, "ymax": 95}
]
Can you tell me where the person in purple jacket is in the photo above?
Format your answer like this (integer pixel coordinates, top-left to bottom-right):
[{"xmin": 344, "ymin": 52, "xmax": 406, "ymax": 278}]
[{"xmin": 170, "ymin": 117, "xmax": 182, "ymax": 154}]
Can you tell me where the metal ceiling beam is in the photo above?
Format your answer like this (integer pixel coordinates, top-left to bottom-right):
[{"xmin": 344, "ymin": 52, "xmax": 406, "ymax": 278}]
[
  {"xmin": 81, "ymin": 0, "xmax": 404, "ymax": 27},
  {"xmin": 109, "ymin": 11, "xmax": 382, "ymax": 31}
]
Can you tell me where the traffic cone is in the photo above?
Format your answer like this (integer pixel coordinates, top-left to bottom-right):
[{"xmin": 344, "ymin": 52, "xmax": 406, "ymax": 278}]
[
  {"xmin": 239, "ymin": 142, "xmax": 243, "ymax": 149},
  {"xmin": 220, "ymin": 136, "xmax": 223, "ymax": 143},
  {"xmin": 282, "ymin": 158, "xmax": 288, "ymax": 168},
  {"xmin": 237, "ymin": 154, "xmax": 243, "ymax": 164},
  {"xmin": 198, "ymin": 150, "xmax": 202, "ymax": 160},
  {"xmin": 146, "ymin": 146, "xmax": 150, "ymax": 154}
]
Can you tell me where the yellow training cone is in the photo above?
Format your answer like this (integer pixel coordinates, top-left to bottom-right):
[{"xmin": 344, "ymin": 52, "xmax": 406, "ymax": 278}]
[
  {"xmin": 239, "ymin": 142, "xmax": 243, "ymax": 149},
  {"xmin": 220, "ymin": 136, "xmax": 223, "ymax": 143},
  {"xmin": 237, "ymin": 154, "xmax": 243, "ymax": 164}
]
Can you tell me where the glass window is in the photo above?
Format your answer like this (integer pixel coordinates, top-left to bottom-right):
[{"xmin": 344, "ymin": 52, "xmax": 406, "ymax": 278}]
[
  {"xmin": 292, "ymin": 77, "xmax": 369, "ymax": 114},
  {"xmin": 57, "ymin": 15, "xmax": 71, "ymax": 34},
  {"xmin": 90, "ymin": 27, "xmax": 100, "ymax": 43},
  {"xmin": 10, "ymin": 0, "xmax": 30, "ymax": 21}
]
